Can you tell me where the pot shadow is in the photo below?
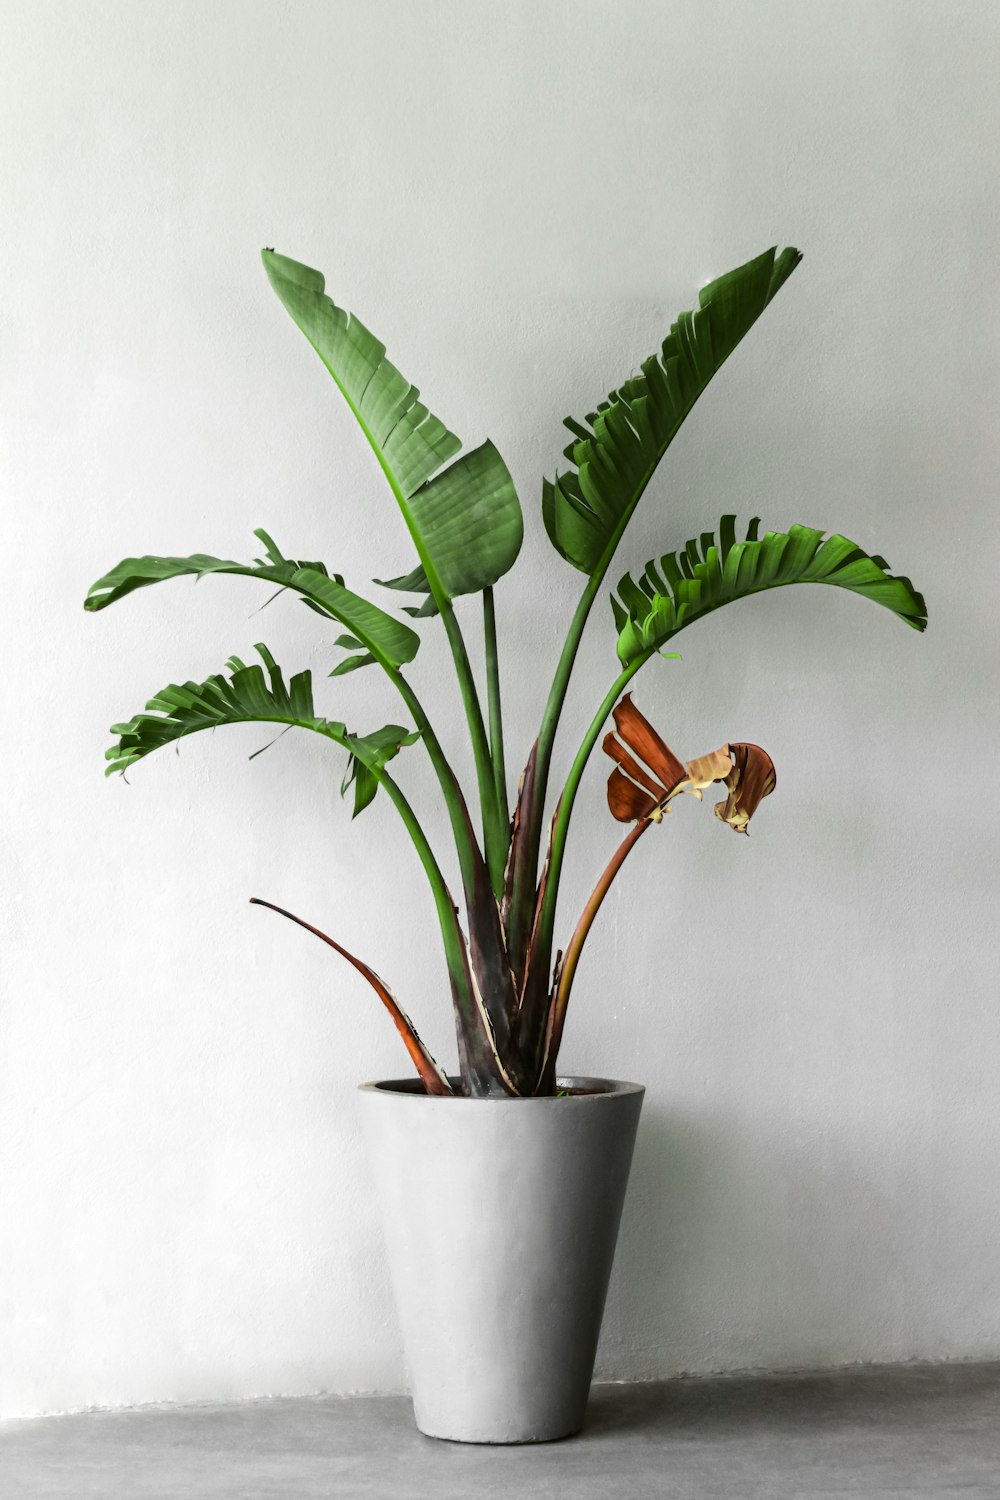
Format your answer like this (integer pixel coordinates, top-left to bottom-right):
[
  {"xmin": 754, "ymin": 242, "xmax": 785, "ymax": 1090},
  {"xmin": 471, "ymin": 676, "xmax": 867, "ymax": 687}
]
[
  {"xmin": 582, "ymin": 1360, "xmax": 996, "ymax": 1442},
  {"xmin": 587, "ymin": 1100, "xmax": 921, "ymax": 1438}
]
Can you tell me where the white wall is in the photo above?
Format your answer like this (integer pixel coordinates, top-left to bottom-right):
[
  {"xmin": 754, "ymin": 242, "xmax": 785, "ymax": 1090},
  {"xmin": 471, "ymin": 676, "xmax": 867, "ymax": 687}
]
[{"xmin": 2, "ymin": 0, "xmax": 998, "ymax": 1418}]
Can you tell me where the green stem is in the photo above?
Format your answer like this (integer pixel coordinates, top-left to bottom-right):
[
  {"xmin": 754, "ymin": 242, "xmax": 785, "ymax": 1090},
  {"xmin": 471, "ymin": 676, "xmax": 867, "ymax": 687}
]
[
  {"xmin": 538, "ymin": 815, "xmax": 654, "ymax": 1090},
  {"xmin": 503, "ymin": 576, "xmax": 603, "ymax": 968},
  {"xmin": 384, "ymin": 662, "xmax": 480, "ymax": 896},
  {"xmin": 378, "ymin": 765, "xmax": 516, "ymax": 1098},
  {"xmin": 307, "ymin": 351, "xmax": 507, "ymax": 902},
  {"xmin": 535, "ymin": 652, "xmax": 649, "ymax": 964},
  {"xmin": 367, "ymin": 762, "xmax": 472, "ymax": 1017},
  {"xmin": 519, "ymin": 436, "xmax": 686, "ymax": 937},
  {"xmin": 483, "ymin": 587, "xmax": 508, "ymax": 825},
  {"xmin": 439, "ymin": 600, "xmax": 507, "ymax": 899},
  {"xmin": 534, "ymin": 575, "xmax": 605, "ymax": 795},
  {"xmin": 377, "ymin": 768, "xmax": 464, "ymax": 943}
]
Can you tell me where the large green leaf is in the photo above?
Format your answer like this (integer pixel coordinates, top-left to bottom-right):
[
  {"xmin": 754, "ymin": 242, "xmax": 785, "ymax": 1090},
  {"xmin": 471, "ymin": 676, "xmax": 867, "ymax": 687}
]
[
  {"xmin": 106, "ymin": 645, "xmax": 418, "ymax": 813},
  {"xmin": 543, "ymin": 247, "xmax": 801, "ymax": 576},
  {"xmin": 261, "ymin": 250, "xmax": 523, "ymax": 606},
  {"xmin": 84, "ymin": 531, "xmax": 420, "ymax": 672},
  {"xmin": 612, "ymin": 517, "xmax": 928, "ymax": 666}
]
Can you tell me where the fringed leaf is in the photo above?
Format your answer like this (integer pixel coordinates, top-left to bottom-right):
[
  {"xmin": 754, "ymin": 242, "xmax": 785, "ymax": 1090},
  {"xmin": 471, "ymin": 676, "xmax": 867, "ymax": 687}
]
[
  {"xmin": 613, "ymin": 517, "xmax": 927, "ymax": 666},
  {"xmin": 544, "ymin": 248, "xmax": 801, "ymax": 576},
  {"xmin": 106, "ymin": 646, "xmax": 417, "ymax": 819}
]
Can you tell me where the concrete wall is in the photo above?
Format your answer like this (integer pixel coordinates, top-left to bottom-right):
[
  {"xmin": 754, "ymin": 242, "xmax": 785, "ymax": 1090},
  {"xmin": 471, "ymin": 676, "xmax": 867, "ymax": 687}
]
[{"xmin": 2, "ymin": 0, "xmax": 997, "ymax": 1417}]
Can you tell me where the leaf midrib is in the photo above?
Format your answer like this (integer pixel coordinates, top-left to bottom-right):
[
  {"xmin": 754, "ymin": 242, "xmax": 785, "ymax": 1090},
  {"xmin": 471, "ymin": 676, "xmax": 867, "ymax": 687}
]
[{"xmin": 293, "ymin": 325, "xmax": 450, "ymax": 609}]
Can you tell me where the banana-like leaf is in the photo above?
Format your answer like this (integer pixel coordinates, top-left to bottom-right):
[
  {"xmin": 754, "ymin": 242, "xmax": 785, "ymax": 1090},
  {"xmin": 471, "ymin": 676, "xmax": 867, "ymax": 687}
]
[
  {"xmin": 84, "ymin": 531, "xmax": 420, "ymax": 672},
  {"xmin": 543, "ymin": 247, "xmax": 801, "ymax": 575},
  {"xmin": 106, "ymin": 646, "xmax": 417, "ymax": 814},
  {"xmin": 262, "ymin": 251, "xmax": 523, "ymax": 606},
  {"xmin": 613, "ymin": 517, "xmax": 928, "ymax": 666}
]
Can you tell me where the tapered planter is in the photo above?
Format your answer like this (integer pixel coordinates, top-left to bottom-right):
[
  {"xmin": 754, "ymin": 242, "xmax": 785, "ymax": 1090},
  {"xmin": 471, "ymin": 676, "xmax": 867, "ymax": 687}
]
[{"xmin": 359, "ymin": 1075, "xmax": 644, "ymax": 1444}]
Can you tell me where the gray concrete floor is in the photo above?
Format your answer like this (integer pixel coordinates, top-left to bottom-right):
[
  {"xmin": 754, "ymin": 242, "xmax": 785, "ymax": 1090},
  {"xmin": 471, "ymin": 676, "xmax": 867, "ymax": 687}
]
[{"xmin": 1, "ymin": 1362, "xmax": 998, "ymax": 1498}]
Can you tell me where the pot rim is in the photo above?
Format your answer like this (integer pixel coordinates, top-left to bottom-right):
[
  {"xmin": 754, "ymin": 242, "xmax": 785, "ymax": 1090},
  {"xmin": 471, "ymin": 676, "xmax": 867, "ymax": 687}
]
[{"xmin": 358, "ymin": 1074, "xmax": 644, "ymax": 1103}]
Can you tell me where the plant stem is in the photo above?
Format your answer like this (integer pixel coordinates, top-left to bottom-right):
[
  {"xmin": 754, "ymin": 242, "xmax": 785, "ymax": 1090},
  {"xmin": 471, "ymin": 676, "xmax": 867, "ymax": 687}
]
[
  {"xmin": 377, "ymin": 767, "xmax": 462, "ymax": 944},
  {"xmin": 384, "ymin": 663, "xmax": 480, "ymax": 895},
  {"xmin": 483, "ymin": 587, "xmax": 508, "ymax": 825},
  {"xmin": 320, "ymin": 360, "xmax": 507, "ymax": 902},
  {"xmin": 249, "ymin": 897, "xmax": 454, "ymax": 1095},
  {"xmin": 537, "ymin": 817, "xmax": 653, "ymax": 1089},
  {"xmin": 439, "ymin": 599, "xmax": 507, "ymax": 899},
  {"xmin": 534, "ymin": 653, "xmax": 649, "ymax": 963},
  {"xmin": 534, "ymin": 574, "xmax": 605, "ymax": 795},
  {"xmin": 517, "ymin": 437, "xmax": 686, "ymax": 941},
  {"xmin": 371, "ymin": 767, "xmax": 493, "ymax": 1069}
]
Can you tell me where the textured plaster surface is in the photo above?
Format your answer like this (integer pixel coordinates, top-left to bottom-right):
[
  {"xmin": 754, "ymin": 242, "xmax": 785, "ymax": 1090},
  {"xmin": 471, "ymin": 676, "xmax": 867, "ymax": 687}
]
[{"xmin": 2, "ymin": 0, "xmax": 999, "ymax": 1415}]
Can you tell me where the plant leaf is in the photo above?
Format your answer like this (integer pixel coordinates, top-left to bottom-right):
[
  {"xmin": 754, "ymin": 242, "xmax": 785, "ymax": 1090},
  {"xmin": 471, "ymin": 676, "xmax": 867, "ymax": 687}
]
[
  {"xmin": 249, "ymin": 898, "xmax": 453, "ymax": 1095},
  {"xmin": 105, "ymin": 646, "xmax": 416, "ymax": 810},
  {"xmin": 373, "ymin": 563, "xmax": 441, "ymax": 620},
  {"xmin": 710, "ymin": 743, "xmax": 776, "ymax": 834},
  {"xmin": 601, "ymin": 697, "xmax": 776, "ymax": 835},
  {"xmin": 608, "ymin": 694, "xmax": 687, "ymax": 798},
  {"xmin": 85, "ymin": 536, "xmax": 421, "ymax": 672},
  {"xmin": 613, "ymin": 517, "xmax": 927, "ymax": 666},
  {"xmin": 340, "ymin": 725, "xmax": 421, "ymax": 818},
  {"xmin": 543, "ymin": 247, "xmax": 801, "ymax": 575},
  {"xmin": 329, "ymin": 652, "xmax": 376, "ymax": 677},
  {"xmin": 261, "ymin": 250, "xmax": 523, "ymax": 606}
]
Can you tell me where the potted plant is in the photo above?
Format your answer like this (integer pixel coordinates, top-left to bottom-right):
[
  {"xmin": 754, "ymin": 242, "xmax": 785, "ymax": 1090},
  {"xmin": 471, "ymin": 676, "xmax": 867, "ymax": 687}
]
[{"xmin": 85, "ymin": 246, "xmax": 926, "ymax": 1443}]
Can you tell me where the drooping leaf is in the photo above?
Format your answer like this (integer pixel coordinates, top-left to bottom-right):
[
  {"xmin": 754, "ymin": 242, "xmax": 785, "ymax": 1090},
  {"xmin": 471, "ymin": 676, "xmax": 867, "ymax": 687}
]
[
  {"xmin": 605, "ymin": 694, "xmax": 687, "ymax": 813},
  {"xmin": 709, "ymin": 744, "xmax": 776, "ymax": 834},
  {"xmin": 544, "ymin": 247, "xmax": 802, "ymax": 575},
  {"xmin": 250, "ymin": 897, "xmax": 453, "ymax": 1095},
  {"xmin": 340, "ymin": 724, "xmax": 420, "ymax": 818},
  {"xmin": 373, "ymin": 563, "xmax": 441, "ymax": 619},
  {"xmin": 535, "ymin": 709, "xmax": 777, "ymax": 1091},
  {"xmin": 613, "ymin": 517, "xmax": 928, "ymax": 666},
  {"xmin": 602, "ymin": 696, "xmax": 776, "ymax": 834},
  {"xmin": 261, "ymin": 250, "xmax": 523, "ymax": 606},
  {"xmin": 105, "ymin": 645, "xmax": 416, "ymax": 812},
  {"xmin": 85, "ymin": 534, "xmax": 421, "ymax": 672}
]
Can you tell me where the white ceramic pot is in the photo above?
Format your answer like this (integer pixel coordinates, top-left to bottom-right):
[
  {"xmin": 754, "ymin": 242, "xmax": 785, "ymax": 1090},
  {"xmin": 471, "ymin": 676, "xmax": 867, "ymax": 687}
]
[{"xmin": 359, "ymin": 1075, "xmax": 644, "ymax": 1444}]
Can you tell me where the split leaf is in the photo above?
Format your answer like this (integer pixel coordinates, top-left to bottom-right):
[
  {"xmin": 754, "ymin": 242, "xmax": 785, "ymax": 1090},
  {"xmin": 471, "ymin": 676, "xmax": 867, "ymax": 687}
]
[
  {"xmin": 613, "ymin": 517, "xmax": 927, "ymax": 666},
  {"xmin": 544, "ymin": 248, "xmax": 801, "ymax": 577}
]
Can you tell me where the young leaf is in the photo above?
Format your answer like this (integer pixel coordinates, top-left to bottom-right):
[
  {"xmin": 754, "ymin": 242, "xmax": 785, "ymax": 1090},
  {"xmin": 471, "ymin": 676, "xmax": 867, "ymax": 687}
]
[
  {"xmin": 261, "ymin": 251, "xmax": 523, "ymax": 607},
  {"xmin": 543, "ymin": 248, "xmax": 801, "ymax": 576},
  {"xmin": 340, "ymin": 725, "xmax": 421, "ymax": 818}
]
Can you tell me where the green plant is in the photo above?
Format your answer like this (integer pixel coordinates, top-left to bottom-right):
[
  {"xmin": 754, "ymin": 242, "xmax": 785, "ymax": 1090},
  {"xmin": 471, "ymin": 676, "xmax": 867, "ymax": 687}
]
[{"xmin": 86, "ymin": 246, "xmax": 926, "ymax": 1097}]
